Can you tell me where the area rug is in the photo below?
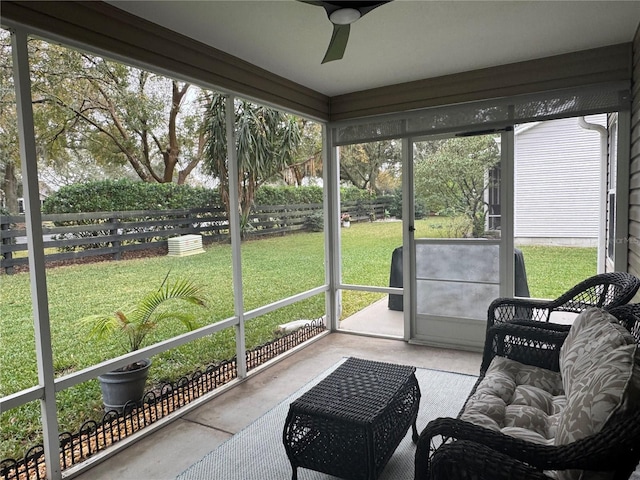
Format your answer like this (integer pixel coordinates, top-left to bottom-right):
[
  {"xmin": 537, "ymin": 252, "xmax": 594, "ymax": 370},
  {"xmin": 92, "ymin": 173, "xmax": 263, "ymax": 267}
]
[{"xmin": 176, "ymin": 359, "xmax": 478, "ymax": 480}]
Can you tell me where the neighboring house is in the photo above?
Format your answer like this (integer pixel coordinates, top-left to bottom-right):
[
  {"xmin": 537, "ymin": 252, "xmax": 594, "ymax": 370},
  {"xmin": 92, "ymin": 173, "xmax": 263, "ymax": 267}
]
[
  {"xmin": 513, "ymin": 114, "xmax": 607, "ymax": 247},
  {"xmin": 17, "ymin": 195, "xmax": 47, "ymax": 214}
]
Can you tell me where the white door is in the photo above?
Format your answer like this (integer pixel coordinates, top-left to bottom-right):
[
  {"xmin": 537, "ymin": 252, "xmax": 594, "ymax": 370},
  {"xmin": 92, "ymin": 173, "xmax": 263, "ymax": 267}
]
[{"xmin": 407, "ymin": 130, "xmax": 514, "ymax": 350}]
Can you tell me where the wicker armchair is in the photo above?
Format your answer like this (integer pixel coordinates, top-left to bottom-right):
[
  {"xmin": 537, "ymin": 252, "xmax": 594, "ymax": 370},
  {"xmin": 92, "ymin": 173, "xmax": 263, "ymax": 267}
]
[
  {"xmin": 415, "ymin": 303, "xmax": 640, "ymax": 480},
  {"xmin": 482, "ymin": 272, "xmax": 640, "ymax": 373}
]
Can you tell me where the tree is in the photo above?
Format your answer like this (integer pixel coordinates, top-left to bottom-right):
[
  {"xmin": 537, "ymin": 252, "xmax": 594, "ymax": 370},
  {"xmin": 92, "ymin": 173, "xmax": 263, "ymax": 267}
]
[
  {"xmin": 0, "ymin": 29, "xmax": 20, "ymax": 213},
  {"xmin": 339, "ymin": 140, "xmax": 401, "ymax": 194},
  {"xmin": 0, "ymin": 31, "xmax": 208, "ymax": 209},
  {"xmin": 279, "ymin": 119, "xmax": 322, "ymax": 186},
  {"xmin": 203, "ymin": 94, "xmax": 301, "ymax": 231},
  {"xmin": 414, "ymin": 136, "xmax": 500, "ymax": 237},
  {"xmin": 29, "ymin": 45, "xmax": 206, "ymax": 185}
]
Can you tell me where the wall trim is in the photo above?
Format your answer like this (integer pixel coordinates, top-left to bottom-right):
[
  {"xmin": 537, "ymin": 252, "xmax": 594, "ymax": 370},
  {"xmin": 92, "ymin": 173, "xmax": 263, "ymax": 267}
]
[
  {"xmin": 0, "ymin": 1, "xmax": 330, "ymax": 121},
  {"xmin": 1, "ymin": 3, "xmax": 634, "ymax": 126},
  {"xmin": 330, "ymin": 43, "xmax": 633, "ymax": 121}
]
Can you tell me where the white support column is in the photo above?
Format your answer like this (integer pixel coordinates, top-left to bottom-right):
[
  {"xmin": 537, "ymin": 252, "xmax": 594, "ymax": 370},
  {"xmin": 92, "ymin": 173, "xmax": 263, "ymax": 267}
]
[
  {"xmin": 226, "ymin": 95, "xmax": 246, "ymax": 378},
  {"xmin": 500, "ymin": 128, "xmax": 515, "ymax": 298},
  {"xmin": 615, "ymin": 110, "xmax": 630, "ymax": 273},
  {"xmin": 11, "ymin": 29, "xmax": 61, "ymax": 480},
  {"xmin": 402, "ymin": 137, "xmax": 413, "ymax": 342},
  {"xmin": 323, "ymin": 125, "xmax": 341, "ymax": 331}
]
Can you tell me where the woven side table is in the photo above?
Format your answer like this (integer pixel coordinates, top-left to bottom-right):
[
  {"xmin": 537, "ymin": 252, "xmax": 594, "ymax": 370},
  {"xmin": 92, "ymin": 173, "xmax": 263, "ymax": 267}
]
[{"xmin": 282, "ymin": 357, "xmax": 421, "ymax": 480}]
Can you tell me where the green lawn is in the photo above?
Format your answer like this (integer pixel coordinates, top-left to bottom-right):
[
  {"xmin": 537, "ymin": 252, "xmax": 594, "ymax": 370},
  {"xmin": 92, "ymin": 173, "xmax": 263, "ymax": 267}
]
[
  {"xmin": 517, "ymin": 244, "xmax": 597, "ymax": 298},
  {"xmin": 0, "ymin": 218, "xmax": 596, "ymax": 458}
]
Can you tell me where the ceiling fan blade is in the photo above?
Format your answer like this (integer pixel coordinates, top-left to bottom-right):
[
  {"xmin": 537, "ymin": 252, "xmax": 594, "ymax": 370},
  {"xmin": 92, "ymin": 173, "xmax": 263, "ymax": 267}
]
[
  {"xmin": 298, "ymin": 0, "xmax": 393, "ymax": 63},
  {"xmin": 298, "ymin": 0, "xmax": 326, "ymax": 6},
  {"xmin": 322, "ymin": 23, "xmax": 350, "ymax": 64},
  {"xmin": 356, "ymin": 2, "xmax": 390, "ymax": 17}
]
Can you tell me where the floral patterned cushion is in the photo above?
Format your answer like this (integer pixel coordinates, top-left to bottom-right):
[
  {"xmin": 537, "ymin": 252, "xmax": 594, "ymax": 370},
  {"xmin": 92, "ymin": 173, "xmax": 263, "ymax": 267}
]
[
  {"xmin": 559, "ymin": 308, "xmax": 631, "ymax": 396},
  {"xmin": 462, "ymin": 308, "xmax": 640, "ymax": 480},
  {"xmin": 460, "ymin": 356, "xmax": 565, "ymax": 445},
  {"xmin": 555, "ymin": 308, "xmax": 640, "ymax": 480}
]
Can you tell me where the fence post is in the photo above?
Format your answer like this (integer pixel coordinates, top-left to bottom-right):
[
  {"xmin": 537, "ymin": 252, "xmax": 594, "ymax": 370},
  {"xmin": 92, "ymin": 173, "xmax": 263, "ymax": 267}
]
[
  {"xmin": 110, "ymin": 217, "xmax": 121, "ymax": 261},
  {"xmin": 0, "ymin": 217, "xmax": 13, "ymax": 275}
]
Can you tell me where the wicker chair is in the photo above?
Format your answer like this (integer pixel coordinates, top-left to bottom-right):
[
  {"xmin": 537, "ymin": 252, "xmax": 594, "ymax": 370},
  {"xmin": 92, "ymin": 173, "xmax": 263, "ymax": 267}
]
[
  {"xmin": 482, "ymin": 272, "xmax": 640, "ymax": 373},
  {"xmin": 415, "ymin": 303, "xmax": 640, "ymax": 480}
]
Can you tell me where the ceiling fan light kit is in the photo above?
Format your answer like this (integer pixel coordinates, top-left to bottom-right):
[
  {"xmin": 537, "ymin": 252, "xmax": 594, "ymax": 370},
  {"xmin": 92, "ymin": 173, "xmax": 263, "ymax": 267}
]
[{"xmin": 329, "ymin": 8, "xmax": 362, "ymax": 25}]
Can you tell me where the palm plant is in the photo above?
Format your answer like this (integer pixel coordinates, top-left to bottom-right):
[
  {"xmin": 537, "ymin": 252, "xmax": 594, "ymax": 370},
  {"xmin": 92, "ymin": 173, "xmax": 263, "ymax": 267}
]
[
  {"xmin": 82, "ymin": 273, "xmax": 207, "ymax": 368},
  {"xmin": 203, "ymin": 93, "xmax": 301, "ymax": 236}
]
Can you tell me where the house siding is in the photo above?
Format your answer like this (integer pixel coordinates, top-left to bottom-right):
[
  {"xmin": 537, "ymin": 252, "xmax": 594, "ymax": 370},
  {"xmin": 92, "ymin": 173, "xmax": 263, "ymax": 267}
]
[
  {"xmin": 629, "ymin": 25, "xmax": 640, "ymax": 279},
  {"xmin": 514, "ymin": 115, "xmax": 604, "ymax": 245}
]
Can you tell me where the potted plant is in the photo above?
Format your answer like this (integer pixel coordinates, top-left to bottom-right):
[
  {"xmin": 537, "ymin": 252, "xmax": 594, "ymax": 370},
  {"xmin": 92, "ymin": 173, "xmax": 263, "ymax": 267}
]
[
  {"xmin": 82, "ymin": 273, "xmax": 207, "ymax": 412},
  {"xmin": 341, "ymin": 213, "xmax": 351, "ymax": 228}
]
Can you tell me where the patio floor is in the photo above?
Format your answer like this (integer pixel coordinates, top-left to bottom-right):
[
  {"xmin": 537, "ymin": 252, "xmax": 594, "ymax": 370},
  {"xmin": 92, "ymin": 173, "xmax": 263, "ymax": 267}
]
[
  {"xmin": 72, "ymin": 309, "xmax": 482, "ymax": 480},
  {"xmin": 339, "ymin": 297, "xmax": 404, "ymax": 337}
]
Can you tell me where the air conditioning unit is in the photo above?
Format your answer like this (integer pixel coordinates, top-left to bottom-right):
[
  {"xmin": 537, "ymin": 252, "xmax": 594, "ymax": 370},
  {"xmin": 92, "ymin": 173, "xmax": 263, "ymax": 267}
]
[{"xmin": 167, "ymin": 234, "xmax": 205, "ymax": 257}]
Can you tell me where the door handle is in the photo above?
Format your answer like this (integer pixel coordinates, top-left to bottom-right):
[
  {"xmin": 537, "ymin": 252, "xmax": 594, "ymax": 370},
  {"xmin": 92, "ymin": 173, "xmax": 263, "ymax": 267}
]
[{"xmin": 408, "ymin": 225, "xmax": 415, "ymax": 232}]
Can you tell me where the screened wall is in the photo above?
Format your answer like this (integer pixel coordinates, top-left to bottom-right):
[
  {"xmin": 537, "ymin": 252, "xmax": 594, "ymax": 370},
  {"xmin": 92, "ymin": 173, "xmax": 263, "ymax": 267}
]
[
  {"xmin": 327, "ymin": 81, "xmax": 631, "ymax": 348},
  {"xmin": 0, "ymin": 3, "xmax": 635, "ymax": 479}
]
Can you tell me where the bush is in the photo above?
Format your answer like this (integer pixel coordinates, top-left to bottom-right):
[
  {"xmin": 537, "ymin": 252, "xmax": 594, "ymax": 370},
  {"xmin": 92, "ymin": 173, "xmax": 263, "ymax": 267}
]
[
  {"xmin": 43, "ymin": 183, "xmax": 382, "ymax": 214},
  {"xmin": 42, "ymin": 180, "xmax": 223, "ymax": 252},
  {"xmin": 254, "ymin": 185, "xmax": 324, "ymax": 205},
  {"xmin": 340, "ymin": 186, "xmax": 375, "ymax": 202},
  {"xmin": 254, "ymin": 185, "xmax": 374, "ymax": 206},
  {"xmin": 43, "ymin": 180, "xmax": 220, "ymax": 214},
  {"xmin": 304, "ymin": 212, "xmax": 324, "ymax": 232},
  {"xmin": 388, "ymin": 189, "xmax": 427, "ymax": 220}
]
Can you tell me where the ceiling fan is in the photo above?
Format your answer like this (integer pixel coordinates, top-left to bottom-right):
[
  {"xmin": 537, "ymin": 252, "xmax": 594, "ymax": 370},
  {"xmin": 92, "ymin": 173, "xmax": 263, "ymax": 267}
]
[{"xmin": 301, "ymin": 1, "xmax": 393, "ymax": 64}]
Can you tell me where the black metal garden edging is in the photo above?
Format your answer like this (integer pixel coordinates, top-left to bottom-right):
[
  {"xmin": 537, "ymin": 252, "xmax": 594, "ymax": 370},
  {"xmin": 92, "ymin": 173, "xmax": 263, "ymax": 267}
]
[{"xmin": 0, "ymin": 319, "xmax": 326, "ymax": 480}]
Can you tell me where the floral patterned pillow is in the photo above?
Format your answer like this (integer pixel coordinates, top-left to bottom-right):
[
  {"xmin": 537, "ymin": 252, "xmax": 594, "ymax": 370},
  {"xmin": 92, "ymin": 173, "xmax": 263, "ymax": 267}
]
[
  {"xmin": 559, "ymin": 308, "xmax": 630, "ymax": 396},
  {"xmin": 555, "ymin": 309, "xmax": 640, "ymax": 480}
]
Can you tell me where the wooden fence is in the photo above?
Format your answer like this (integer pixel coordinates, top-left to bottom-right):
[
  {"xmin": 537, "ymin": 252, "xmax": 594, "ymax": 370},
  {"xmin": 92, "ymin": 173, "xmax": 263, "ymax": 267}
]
[{"xmin": 0, "ymin": 199, "xmax": 391, "ymax": 273}]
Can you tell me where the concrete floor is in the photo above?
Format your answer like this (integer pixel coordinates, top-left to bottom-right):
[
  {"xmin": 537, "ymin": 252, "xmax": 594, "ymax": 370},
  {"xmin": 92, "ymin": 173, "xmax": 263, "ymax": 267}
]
[
  {"xmin": 339, "ymin": 297, "xmax": 404, "ymax": 337},
  {"xmin": 73, "ymin": 332, "xmax": 482, "ymax": 480}
]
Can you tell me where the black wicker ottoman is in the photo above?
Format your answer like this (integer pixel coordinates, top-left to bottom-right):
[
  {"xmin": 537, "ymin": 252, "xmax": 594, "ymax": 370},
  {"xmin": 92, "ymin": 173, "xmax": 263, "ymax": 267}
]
[{"xmin": 282, "ymin": 357, "xmax": 421, "ymax": 480}]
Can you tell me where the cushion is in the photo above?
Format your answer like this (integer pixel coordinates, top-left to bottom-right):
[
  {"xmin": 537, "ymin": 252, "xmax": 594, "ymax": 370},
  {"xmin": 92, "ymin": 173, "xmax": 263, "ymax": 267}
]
[
  {"xmin": 555, "ymin": 308, "xmax": 640, "ymax": 480},
  {"xmin": 559, "ymin": 308, "xmax": 632, "ymax": 396},
  {"xmin": 460, "ymin": 308, "xmax": 640, "ymax": 480},
  {"xmin": 460, "ymin": 356, "xmax": 565, "ymax": 445}
]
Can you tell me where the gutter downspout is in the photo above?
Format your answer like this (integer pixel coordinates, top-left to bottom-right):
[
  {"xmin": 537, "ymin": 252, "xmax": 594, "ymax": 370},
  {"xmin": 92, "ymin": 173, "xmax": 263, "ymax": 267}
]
[{"xmin": 578, "ymin": 116, "xmax": 607, "ymax": 274}]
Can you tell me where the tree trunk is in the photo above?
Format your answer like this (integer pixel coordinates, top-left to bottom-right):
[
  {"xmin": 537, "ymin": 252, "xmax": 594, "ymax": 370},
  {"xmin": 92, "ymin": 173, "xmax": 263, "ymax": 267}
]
[
  {"xmin": 162, "ymin": 82, "xmax": 190, "ymax": 183},
  {"xmin": 177, "ymin": 129, "xmax": 205, "ymax": 185},
  {"xmin": 3, "ymin": 160, "xmax": 18, "ymax": 214}
]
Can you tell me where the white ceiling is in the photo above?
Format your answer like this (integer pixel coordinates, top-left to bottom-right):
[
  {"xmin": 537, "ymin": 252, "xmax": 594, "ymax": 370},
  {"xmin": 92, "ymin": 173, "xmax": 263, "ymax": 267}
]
[{"xmin": 109, "ymin": 0, "xmax": 640, "ymax": 97}]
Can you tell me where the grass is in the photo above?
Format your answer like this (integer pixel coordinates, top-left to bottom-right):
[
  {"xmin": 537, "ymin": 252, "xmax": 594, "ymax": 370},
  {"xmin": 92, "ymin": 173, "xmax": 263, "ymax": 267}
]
[
  {"xmin": 0, "ymin": 218, "xmax": 596, "ymax": 459},
  {"xmin": 516, "ymin": 245, "xmax": 597, "ymax": 298}
]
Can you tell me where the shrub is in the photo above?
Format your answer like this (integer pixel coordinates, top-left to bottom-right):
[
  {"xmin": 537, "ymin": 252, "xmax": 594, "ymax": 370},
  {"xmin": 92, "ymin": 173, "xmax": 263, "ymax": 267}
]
[
  {"xmin": 388, "ymin": 189, "xmax": 427, "ymax": 220},
  {"xmin": 42, "ymin": 180, "xmax": 223, "ymax": 252},
  {"xmin": 304, "ymin": 212, "xmax": 324, "ymax": 232},
  {"xmin": 254, "ymin": 186, "xmax": 324, "ymax": 205},
  {"xmin": 44, "ymin": 183, "xmax": 382, "ymax": 214},
  {"xmin": 43, "ymin": 180, "xmax": 220, "ymax": 213},
  {"xmin": 340, "ymin": 186, "xmax": 375, "ymax": 202}
]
